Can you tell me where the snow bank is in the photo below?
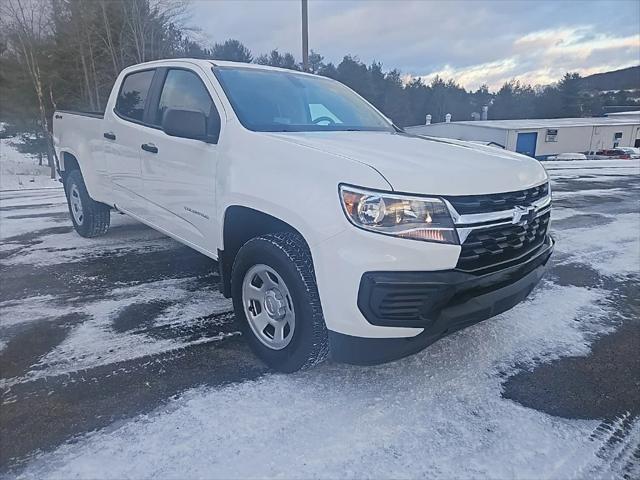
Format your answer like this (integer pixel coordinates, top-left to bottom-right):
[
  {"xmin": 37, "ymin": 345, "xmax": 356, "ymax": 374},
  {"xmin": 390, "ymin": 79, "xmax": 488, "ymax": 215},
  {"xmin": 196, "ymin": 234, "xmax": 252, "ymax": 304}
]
[{"xmin": 0, "ymin": 137, "xmax": 59, "ymax": 191}]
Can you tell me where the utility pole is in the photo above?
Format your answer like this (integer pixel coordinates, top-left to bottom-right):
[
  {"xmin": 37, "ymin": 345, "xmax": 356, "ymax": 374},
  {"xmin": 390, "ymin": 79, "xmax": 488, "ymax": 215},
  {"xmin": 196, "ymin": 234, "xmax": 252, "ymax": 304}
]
[{"xmin": 301, "ymin": 0, "xmax": 309, "ymax": 71}]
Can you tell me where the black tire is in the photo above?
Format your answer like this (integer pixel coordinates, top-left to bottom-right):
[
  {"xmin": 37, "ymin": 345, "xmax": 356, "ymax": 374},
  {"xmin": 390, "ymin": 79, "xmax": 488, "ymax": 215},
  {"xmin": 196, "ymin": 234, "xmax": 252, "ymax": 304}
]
[
  {"xmin": 64, "ymin": 169, "xmax": 110, "ymax": 238},
  {"xmin": 231, "ymin": 232, "xmax": 329, "ymax": 372}
]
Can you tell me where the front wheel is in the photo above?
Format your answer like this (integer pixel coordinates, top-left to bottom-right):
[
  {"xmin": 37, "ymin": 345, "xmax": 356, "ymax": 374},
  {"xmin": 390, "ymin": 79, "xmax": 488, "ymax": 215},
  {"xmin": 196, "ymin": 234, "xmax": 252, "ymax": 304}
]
[
  {"xmin": 64, "ymin": 169, "xmax": 110, "ymax": 238},
  {"xmin": 231, "ymin": 232, "xmax": 329, "ymax": 372}
]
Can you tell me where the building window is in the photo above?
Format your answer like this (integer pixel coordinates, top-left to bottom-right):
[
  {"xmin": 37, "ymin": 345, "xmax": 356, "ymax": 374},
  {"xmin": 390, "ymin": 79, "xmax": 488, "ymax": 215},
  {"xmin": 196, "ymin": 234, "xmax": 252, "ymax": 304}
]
[{"xmin": 613, "ymin": 132, "xmax": 622, "ymax": 147}]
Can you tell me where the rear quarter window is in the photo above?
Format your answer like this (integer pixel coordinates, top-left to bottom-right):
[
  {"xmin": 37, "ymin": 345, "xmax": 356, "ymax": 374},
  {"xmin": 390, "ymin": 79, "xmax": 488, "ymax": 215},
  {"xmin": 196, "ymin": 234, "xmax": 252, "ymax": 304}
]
[{"xmin": 115, "ymin": 70, "xmax": 155, "ymax": 122}]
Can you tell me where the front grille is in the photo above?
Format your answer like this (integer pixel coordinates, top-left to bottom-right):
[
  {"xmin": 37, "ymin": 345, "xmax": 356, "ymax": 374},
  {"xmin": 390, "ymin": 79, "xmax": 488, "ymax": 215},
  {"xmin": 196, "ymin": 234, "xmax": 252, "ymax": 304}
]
[
  {"xmin": 457, "ymin": 211, "xmax": 550, "ymax": 273},
  {"xmin": 446, "ymin": 183, "xmax": 549, "ymax": 215}
]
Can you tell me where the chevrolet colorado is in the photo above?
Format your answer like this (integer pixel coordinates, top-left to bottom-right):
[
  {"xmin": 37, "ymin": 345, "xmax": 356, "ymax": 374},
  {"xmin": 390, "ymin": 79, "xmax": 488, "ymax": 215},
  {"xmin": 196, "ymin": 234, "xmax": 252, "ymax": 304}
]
[{"xmin": 53, "ymin": 59, "xmax": 553, "ymax": 372}]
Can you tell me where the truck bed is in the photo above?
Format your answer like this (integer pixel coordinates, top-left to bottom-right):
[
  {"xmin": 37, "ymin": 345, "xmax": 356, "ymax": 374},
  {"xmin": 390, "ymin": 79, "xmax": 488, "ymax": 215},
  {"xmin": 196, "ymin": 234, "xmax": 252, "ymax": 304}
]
[{"xmin": 53, "ymin": 109, "xmax": 105, "ymax": 178}]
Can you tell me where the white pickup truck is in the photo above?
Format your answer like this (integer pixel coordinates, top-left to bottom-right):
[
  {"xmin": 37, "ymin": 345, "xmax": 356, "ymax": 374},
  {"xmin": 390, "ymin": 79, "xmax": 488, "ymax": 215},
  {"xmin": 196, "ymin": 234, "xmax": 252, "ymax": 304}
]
[{"xmin": 53, "ymin": 59, "xmax": 553, "ymax": 372}]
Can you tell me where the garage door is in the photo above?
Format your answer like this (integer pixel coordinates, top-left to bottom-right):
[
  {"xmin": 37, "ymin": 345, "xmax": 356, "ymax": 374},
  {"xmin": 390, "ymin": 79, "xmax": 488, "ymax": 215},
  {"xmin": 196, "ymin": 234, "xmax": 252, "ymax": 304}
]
[{"xmin": 516, "ymin": 132, "xmax": 538, "ymax": 157}]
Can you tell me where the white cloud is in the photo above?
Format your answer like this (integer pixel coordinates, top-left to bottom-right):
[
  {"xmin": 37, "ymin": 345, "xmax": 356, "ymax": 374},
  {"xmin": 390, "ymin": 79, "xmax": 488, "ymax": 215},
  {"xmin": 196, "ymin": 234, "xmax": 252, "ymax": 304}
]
[
  {"xmin": 418, "ymin": 26, "xmax": 639, "ymax": 89},
  {"xmin": 190, "ymin": 0, "xmax": 640, "ymax": 90}
]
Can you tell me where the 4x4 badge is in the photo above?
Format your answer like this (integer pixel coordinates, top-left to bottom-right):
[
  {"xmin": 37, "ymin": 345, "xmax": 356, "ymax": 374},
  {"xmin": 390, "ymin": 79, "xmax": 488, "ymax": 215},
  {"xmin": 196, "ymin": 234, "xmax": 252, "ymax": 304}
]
[{"xmin": 512, "ymin": 205, "xmax": 536, "ymax": 226}]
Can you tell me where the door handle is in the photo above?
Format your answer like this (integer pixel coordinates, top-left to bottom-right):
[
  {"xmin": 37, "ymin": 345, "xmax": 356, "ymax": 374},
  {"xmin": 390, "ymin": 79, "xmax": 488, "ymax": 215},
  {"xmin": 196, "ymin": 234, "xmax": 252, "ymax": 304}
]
[
  {"xmin": 141, "ymin": 143, "xmax": 158, "ymax": 154},
  {"xmin": 103, "ymin": 132, "xmax": 116, "ymax": 140},
  {"xmin": 55, "ymin": 114, "xmax": 63, "ymax": 119}
]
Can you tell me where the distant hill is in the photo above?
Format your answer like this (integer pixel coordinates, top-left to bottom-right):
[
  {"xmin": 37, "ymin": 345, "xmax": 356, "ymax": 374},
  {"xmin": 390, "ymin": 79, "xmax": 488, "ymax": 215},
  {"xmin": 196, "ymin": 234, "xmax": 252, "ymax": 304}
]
[{"xmin": 579, "ymin": 66, "xmax": 640, "ymax": 91}]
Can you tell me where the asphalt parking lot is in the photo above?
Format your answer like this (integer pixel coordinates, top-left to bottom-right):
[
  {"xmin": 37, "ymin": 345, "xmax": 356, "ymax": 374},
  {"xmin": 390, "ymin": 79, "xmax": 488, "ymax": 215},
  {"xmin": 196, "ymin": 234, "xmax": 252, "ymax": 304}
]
[{"xmin": 1, "ymin": 159, "xmax": 639, "ymax": 478}]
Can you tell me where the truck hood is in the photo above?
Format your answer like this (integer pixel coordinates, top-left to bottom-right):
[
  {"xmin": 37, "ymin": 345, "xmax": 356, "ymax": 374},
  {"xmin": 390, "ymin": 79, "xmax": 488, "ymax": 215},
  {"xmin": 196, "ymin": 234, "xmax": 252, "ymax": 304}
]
[{"xmin": 265, "ymin": 131, "xmax": 548, "ymax": 195}]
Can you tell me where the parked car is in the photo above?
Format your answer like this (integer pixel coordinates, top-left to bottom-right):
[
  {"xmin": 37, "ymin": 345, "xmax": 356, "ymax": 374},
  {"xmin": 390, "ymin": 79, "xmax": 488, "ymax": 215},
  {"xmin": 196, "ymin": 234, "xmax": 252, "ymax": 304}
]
[
  {"xmin": 53, "ymin": 59, "xmax": 553, "ymax": 372},
  {"xmin": 546, "ymin": 153, "xmax": 588, "ymax": 161},
  {"xmin": 618, "ymin": 147, "xmax": 640, "ymax": 159},
  {"xmin": 585, "ymin": 149, "xmax": 632, "ymax": 160}
]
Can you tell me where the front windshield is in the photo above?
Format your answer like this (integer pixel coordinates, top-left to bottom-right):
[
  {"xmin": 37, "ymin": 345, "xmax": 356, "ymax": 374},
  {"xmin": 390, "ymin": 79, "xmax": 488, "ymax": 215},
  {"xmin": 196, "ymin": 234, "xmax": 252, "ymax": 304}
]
[{"xmin": 213, "ymin": 66, "xmax": 394, "ymax": 133}]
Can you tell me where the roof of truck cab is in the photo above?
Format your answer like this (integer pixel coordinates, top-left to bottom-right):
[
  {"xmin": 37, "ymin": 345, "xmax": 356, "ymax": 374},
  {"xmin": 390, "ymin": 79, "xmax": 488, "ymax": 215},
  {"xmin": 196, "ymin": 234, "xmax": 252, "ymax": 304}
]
[
  {"xmin": 211, "ymin": 60, "xmax": 323, "ymax": 78},
  {"xmin": 122, "ymin": 58, "xmax": 318, "ymax": 77}
]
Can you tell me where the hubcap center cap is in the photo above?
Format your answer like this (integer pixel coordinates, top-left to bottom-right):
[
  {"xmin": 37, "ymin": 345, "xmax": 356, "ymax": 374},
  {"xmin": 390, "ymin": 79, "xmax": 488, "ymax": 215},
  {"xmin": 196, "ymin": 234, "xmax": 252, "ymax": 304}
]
[{"xmin": 264, "ymin": 289, "xmax": 286, "ymax": 319}]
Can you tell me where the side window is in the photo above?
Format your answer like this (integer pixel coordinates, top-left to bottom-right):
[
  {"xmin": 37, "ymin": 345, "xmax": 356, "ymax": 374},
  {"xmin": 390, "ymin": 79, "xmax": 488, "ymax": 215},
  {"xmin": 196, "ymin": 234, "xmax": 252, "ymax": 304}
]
[
  {"xmin": 115, "ymin": 70, "xmax": 155, "ymax": 122},
  {"xmin": 156, "ymin": 69, "xmax": 218, "ymax": 135}
]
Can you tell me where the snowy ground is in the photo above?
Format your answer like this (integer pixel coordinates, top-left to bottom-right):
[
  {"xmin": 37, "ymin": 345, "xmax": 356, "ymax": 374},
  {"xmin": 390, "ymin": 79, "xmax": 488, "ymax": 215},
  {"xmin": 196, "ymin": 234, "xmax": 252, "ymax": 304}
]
[
  {"xmin": 0, "ymin": 135, "xmax": 59, "ymax": 191},
  {"xmin": 0, "ymin": 140, "xmax": 639, "ymax": 478}
]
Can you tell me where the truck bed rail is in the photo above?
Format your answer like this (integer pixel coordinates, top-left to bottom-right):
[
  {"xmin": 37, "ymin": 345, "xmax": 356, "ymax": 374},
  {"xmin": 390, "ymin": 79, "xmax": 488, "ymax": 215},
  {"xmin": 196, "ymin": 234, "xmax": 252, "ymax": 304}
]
[{"xmin": 54, "ymin": 109, "xmax": 104, "ymax": 120}]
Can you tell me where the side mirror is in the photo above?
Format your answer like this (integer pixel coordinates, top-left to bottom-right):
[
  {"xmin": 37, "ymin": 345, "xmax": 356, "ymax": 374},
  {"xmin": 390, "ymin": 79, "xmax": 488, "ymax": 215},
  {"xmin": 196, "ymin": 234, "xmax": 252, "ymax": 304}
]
[{"xmin": 162, "ymin": 108, "xmax": 207, "ymax": 141}]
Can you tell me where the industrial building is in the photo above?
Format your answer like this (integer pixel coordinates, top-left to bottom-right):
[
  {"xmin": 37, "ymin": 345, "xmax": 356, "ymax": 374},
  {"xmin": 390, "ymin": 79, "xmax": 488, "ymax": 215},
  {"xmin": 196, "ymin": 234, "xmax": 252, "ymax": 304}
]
[{"xmin": 405, "ymin": 115, "xmax": 640, "ymax": 159}]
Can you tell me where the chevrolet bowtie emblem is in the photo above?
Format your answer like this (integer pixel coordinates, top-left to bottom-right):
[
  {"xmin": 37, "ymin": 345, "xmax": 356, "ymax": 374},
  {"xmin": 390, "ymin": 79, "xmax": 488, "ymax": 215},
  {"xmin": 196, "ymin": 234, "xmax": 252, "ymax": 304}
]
[{"xmin": 512, "ymin": 205, "xmax": 536, "ymax": 226}]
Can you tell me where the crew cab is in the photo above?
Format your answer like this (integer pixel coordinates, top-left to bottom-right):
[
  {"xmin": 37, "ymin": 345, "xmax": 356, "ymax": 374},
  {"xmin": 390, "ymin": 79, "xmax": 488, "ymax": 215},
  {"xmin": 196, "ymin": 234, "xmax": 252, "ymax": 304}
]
[{"xmin": 53, "ymin": 59, "xmax": 553, "ymax": 372}]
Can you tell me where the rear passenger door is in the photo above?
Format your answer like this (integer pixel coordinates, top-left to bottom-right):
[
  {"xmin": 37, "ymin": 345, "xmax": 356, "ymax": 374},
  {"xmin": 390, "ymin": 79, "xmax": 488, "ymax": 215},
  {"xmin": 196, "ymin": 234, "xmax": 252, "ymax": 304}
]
[
  {"xmin": 103, "ymin": 68, "xmax": 156, "ymax": 216},
  {"xmin": 139, "ymin": 67, "xmax": 222, "ymax": 253}
]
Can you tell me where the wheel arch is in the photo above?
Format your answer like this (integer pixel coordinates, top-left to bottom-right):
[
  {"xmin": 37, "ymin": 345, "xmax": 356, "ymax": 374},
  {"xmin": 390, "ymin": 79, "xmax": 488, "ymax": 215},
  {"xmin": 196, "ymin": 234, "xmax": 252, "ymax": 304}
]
[
  {"xmin": 59, "ymin": 150, "xmax": 81, "ymax": 180},
  {"xmin": 218, "ymin": 205, "xmax": 307, "ymax": 298}
]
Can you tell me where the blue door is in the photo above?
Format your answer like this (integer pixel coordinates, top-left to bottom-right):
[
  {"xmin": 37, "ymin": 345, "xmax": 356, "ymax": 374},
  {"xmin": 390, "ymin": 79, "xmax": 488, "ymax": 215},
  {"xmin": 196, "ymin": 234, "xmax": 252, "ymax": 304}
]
[{"xmin": 516, "ymin": 132, "xmax": 537, "ymax": 157}]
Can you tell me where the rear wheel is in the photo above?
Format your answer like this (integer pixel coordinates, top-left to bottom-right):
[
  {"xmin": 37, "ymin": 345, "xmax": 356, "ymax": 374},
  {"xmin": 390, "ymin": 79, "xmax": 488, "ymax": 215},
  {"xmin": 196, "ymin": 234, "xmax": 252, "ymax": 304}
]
[
  {"xmin": 64, "ymin": 169, "xmax": 110, "ymax": 238},
  {"xmin": 231, "ymin": 232, "xmax": 329, "ymax": 372}
]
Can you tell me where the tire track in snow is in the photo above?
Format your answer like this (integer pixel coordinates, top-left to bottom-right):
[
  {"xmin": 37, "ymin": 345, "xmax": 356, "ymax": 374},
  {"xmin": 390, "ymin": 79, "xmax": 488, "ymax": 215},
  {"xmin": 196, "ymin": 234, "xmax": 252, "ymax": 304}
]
[{"xmin": 587, "ymin": 414, "xmax": 640, "ymax": 479}]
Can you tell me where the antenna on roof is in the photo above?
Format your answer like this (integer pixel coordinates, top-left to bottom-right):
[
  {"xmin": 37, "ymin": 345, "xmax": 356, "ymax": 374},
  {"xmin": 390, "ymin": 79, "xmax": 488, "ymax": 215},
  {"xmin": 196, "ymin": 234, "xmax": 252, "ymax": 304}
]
[{"xmin": 302, "ymin": 0, "xmax": 309, "ymax": 72}]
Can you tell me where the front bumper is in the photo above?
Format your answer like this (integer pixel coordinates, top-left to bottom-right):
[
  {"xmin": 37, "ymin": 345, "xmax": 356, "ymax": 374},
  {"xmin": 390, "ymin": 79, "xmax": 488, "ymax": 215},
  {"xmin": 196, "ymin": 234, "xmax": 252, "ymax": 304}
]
[{"xmin": 329, "ymin": 235, "xmax": 553, "ymax": 364}]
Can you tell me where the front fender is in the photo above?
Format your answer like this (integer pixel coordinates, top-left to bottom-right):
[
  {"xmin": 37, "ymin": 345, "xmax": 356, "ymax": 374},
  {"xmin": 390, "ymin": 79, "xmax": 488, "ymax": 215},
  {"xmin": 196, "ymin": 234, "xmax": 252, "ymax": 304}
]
[{"xmin": 216, "ymin": 129, "xmax": 392, "ymax": 249}]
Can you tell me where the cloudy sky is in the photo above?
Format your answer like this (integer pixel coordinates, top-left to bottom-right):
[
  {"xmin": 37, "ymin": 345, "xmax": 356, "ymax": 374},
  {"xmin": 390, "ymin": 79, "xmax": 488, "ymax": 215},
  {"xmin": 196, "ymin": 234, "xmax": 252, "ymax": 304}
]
[{"xmin": 191, "ymin": 0, "xmax": 640, "ymax": 90}]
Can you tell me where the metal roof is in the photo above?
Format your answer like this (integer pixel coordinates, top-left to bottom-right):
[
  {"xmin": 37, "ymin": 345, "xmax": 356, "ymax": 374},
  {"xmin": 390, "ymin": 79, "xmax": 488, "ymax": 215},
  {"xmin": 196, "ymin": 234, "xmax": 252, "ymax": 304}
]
[
  {"xmin": 605, "ymin": 110, "xmax": 640, "ymax": 117},
  {"xmin": 415, "ymin": 116, "xmax": 640, "ymax": 130}
]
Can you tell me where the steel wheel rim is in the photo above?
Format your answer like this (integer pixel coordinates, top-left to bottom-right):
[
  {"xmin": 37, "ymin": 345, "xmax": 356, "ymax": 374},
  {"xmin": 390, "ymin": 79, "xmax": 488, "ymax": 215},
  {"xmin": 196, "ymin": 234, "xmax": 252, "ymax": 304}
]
[
  {"xmin": 242, "ymin": 264, "xmax": 295, "ymax": 350},
  {"xmin": 70, "ymin": 184, "xmax": 84, "ymax": 225}
]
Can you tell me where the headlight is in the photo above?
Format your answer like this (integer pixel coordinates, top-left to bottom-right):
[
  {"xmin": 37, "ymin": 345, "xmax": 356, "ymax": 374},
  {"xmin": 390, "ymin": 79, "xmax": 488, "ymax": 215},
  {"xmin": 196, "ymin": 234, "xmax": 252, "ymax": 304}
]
[{"xmin": 339, "ymin": 185, "xmax": 458, "ymax": 244}]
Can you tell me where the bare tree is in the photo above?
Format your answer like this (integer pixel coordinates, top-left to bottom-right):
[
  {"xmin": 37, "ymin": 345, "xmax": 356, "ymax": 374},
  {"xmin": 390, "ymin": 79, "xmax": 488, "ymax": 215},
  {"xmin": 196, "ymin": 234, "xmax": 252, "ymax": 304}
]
[
  {"xmin": 122, "ymin": 0, "xmax": 189, "ymax": 63},
  {"xmin": 98, "ymin": 0, "xmax": 121, "ymax": 76},
  {"xmin": 0, "ymin": 0, "xmax": 56, "ymax": 178}
]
